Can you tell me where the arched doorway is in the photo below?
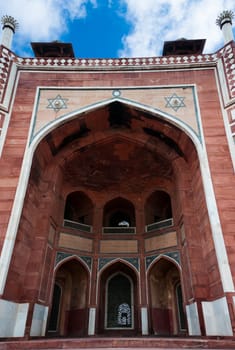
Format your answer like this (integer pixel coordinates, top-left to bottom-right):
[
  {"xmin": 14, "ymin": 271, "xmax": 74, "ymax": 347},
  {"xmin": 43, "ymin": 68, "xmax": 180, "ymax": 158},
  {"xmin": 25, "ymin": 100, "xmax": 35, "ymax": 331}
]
[
  {"xmin": 48, "ymin": 259, "xmax": 89, "ymax": 337},
  {"xmin": 105, "ymin": 273, "xmax": 133, "ymax": 329},
  {"xmin": 148, "ymin": 257, "xmax": 186, "ymax": 336},
  {"xmin": 99, "ymin": 261, "xmax": 139, "ymax": 335}
]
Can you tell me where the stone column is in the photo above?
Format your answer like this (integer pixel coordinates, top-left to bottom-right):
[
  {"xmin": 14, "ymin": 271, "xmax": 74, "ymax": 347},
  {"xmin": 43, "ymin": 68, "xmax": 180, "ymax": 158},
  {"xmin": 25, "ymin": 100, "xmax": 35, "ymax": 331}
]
[
  {"xmin": 216, "ymin": 10, "xmax": 234, "ymax": 45},
  {"xmin": 1, "ymin": 15, "xmax": 18, "ymax": 50}
]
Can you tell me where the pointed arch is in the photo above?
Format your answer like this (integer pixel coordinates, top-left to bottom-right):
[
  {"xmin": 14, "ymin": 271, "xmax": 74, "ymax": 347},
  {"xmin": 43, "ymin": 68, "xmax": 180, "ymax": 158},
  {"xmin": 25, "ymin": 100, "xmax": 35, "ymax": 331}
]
[
  {"xmin": 147, "ymin": 254, "xmax": 181, "ymax": 273},
  {"xmin": 145, "ymin": 190, "xmax": 173, "ymax": 232},
  {"xmin": 0, "ymin": 95, "xmax": 234, "ymax": 299},
  {"xmin": 98, "ymin": 259, "xmax": 139, "ymax": 334},
  {"xmin": 103, "ymin": 196, "xmax": 136, "ymax": 229},
  {"xmin": 64, "ymin": 191, "xmax": 94, "ymax": 230},
  {"xmin": 98, "ymin": 257, "xmax": 139, "ymax": 275},
  {"xmin": 48, "ymin": 257, "xmax": 90, "ymax": 336},
  {"xmin": 148, "ymin": 256, "xmax": 185, "ymax": 335},
  {"xmin": 54, "ymin": 254, "xmax": 91, "ymax": 276},
  {"xmin": 105, "ymin": 272, "xmax": 134, "ymax": 329},
  {"xmin": 31, "ymin": 97, "xmax": 202, "ymax": 153}
]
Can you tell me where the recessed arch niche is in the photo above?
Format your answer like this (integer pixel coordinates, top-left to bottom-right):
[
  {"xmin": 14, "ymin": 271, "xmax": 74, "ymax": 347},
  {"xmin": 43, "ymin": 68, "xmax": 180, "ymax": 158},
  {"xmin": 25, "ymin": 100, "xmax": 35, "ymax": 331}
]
[
  {"xmin": 105, "ymin": 272, "xmax": 134, "ymax": 329},
  {"xmin": 148, "ymin": 257, "xmax": 186, "ymax": 336},
  {"xmin": 64, "ymin": 191, "xmax": 94, "ymax": 226},
  {"xmin": 145, "ymin": 190, "xmax": 173, "ymax": 230},
  {"xmin": 103, "ymin": 197, "xmax": 136, "ymax": 228},
  {"xmin": 48, "ymin": 258, "xmax": 89, "ymax": 337},
  {"xmin": 98, "ymin": 261, "xmax": 139, "ymax": 335},
  {"xmin": 6, "ymin": 98, "xmax": 214, "ymax": 338}
]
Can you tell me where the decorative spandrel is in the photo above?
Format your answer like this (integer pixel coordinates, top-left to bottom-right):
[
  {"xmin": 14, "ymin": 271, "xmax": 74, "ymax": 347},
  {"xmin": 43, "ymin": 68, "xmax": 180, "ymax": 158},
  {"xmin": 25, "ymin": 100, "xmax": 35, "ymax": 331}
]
[{"xmin": 33, "ymin": 86, "xmax": 200, "ymax": 141}]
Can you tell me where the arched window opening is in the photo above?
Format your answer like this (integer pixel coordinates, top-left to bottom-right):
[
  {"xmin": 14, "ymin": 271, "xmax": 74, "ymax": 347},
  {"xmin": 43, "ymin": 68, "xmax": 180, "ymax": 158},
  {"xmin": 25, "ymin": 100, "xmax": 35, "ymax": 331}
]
[
  {"xmin": 145, "ymin": 190, "xmax": 173, "ymax": 232},
  {"xmin": 64, "ymin": 191, "xmax": 93, "ymax": 232},
  {"xmin": 103, "ymin": 197, "xmax": 136, "ymax": 234}
]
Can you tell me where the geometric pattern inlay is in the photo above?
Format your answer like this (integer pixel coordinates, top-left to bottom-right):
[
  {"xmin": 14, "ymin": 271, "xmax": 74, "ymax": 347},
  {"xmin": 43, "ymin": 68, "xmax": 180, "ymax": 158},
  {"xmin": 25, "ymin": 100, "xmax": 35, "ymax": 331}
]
[
  {"xmin": 81, "ymin": 256, "xmax": 92, "ymax": 269},
  {"xmin": 47, "ymin": 94, "xmax": 68, "ymax": 112},
  {"xmin": 123, "ymin": 257, "xmax": 139, "ymax": 270},
  {"xmin": 165, "ymin": 93, "xmax": 186, "ymax": 112},
  {"xmin": 99, "ymin": 258, "xmax": 115, "ymax": 271},
  {"xmin": 222, "ymin": 44, "xmax": 235, "ymax": 98},
  {"xmin": 55, "ymin": 251, "xmax": 72, "ymax": 265},
  {"xmin": 0, "ymin": 48, "xmax": 17, "ymax": 104},
  {"xmin": 165, "ymin": 251, "xmax": 181, "ymax": 264}
]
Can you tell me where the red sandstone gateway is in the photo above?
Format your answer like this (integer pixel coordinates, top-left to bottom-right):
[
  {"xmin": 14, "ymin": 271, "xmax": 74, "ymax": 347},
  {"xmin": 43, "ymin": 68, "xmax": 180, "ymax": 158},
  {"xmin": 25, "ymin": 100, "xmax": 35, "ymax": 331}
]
[{"xmin": 0, "ymin": 10, "xmax": 235, "ymax": 349}]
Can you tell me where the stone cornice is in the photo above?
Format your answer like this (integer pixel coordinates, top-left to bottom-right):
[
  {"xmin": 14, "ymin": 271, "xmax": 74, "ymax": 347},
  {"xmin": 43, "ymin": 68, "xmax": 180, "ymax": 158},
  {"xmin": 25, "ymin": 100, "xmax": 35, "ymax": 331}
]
[
  {"xmin": 0, "ymin": 42, "xmax": 235, "ymax": 103},
  {"xmin": 15, "ymin": 52, "xmax": 219, "ymax": 69},
  {"xmin": 0, "ymin": 45, "xmax": 223, "ymax": 71}
]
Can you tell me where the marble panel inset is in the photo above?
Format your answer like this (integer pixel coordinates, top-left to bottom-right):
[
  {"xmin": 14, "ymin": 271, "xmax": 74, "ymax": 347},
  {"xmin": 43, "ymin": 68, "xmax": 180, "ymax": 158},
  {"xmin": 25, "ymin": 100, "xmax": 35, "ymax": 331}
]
[
  {"xmin": 186, "ymin": 302, "xmax": 201, "ymax": 336},
  {"xmin": 202, "ymin": 297, "xmax": 233, "ymax": 336}
]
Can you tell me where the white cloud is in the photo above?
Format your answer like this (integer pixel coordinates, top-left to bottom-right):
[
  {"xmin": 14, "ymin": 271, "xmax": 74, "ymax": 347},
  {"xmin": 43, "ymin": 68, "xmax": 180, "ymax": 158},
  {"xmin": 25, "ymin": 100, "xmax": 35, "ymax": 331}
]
[
  {"xmin": 0, "ymin": 0, "xmax": 97, "ymax": 55},
  {"xmin": 1, "ymin": 0, "xmax": 235, "ymax": 58},
  {"xmin": 118, "ymin": 0, "xmax": 235, "ymax": 57}
]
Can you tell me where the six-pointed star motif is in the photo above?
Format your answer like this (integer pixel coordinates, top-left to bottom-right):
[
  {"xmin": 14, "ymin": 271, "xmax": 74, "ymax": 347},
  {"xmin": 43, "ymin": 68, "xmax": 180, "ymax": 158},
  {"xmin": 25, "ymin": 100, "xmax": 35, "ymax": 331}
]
[
  {"xmin": 47, "ymin": 94, "xmax": 68, "ymax": 112},
  {"xmin": 165, "ymin": 93, "xmax": 185, "ymax": 112}
]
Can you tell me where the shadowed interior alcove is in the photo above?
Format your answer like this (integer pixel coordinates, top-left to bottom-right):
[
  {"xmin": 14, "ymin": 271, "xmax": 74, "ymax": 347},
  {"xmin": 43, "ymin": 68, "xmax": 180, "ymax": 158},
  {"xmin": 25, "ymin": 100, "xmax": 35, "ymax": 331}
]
[
  {"xmin": 98, "ymin": 261, "xmax": 139, "ymax": 335},
  {"xmin": 148, "ymin": 257, "xmax": 184, "ymax": 335},
  {"xmin": 48, "ymin": 258, "xmax": 89, "ymax": 337},
  {"xmin": 103, "ymin": 197, "xmax": 136, "ymax": 228}
]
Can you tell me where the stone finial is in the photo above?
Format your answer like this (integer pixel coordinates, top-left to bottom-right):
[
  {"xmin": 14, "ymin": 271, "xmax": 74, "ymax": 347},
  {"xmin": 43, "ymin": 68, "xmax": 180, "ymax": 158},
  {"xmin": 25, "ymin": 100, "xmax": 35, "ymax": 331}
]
[
  {"xmin": 216, "ymin": 10, "xmax": 234, "ymax": 28},
  {"xmin": 216, "ymin": 10, "xmax": 234, "ymax": 44},
  {"xmin": 1, "ymin": 15, "xmax": 18, "ymax": 49},
  {"xmin": 1, "ymin": 15, "xmax": 19, "ymax": 33}
]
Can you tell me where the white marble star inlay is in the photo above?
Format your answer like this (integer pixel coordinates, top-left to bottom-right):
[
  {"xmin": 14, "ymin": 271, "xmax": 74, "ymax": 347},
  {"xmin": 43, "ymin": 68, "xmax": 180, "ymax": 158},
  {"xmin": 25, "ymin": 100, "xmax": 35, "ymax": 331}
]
[
  {"xmin": 47, "ymin": 94, "xmax": 68, "ymax": 112},
  {"xmin": 165, "ymin": 93, "xmax": 185, "ymax": 112}
]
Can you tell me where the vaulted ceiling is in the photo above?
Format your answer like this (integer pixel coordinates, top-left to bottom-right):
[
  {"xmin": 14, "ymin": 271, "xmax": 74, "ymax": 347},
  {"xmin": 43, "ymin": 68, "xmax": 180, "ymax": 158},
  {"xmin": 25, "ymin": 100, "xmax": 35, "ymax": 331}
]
[{"xmin": 31, "ymin": 101, "xmax": 195, "ymax": 193}]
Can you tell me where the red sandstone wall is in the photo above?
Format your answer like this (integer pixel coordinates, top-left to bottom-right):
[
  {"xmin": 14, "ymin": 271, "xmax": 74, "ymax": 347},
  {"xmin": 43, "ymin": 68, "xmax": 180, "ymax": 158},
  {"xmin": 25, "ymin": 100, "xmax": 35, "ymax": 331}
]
[{"xmin": 0, "ymin": 64, "xmax": 235, "ymax": 306}]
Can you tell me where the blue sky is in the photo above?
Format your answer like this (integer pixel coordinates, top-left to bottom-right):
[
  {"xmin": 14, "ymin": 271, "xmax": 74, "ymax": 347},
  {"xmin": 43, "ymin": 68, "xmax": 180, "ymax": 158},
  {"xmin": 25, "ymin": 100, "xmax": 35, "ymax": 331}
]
[
  {"xmin": 61, "ymin": 2, "xmax": 130, "ymax": 58},
  {"xmin": 1, "ymin": 0, "xmax": 235, "ymax": 58}
]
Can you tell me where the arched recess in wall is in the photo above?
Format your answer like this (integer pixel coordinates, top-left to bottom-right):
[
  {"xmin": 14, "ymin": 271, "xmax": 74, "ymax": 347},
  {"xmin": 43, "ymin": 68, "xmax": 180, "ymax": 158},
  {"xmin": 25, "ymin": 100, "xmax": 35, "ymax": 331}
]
[
  {"xmin": 64, "ymin": 191, "xmax": 94, "ymax": 231},
  {"xmin": 0, "ymin": 97, "xmax": 222, "ymax": 315},
  {"xmin": 98, "ymin": 260, "xmax": 139, "ymax": 335},
  {"xmin": 148, "ymin": 257, "xmax": 186, "ymax": 336},
  {"xmin": 145, "ymin": 190, "xmax": 173, "ymax": 232},
  {"xmin": 47, "ymin": 257, "xmax": 89, "ymax": 337},
  {"xmin": 106, "ymin": 272, "xmax": 133, "ymax": 329},
  {"xmin": 103, "ymin": 197, "xmax": 136, "ymax": 233}
]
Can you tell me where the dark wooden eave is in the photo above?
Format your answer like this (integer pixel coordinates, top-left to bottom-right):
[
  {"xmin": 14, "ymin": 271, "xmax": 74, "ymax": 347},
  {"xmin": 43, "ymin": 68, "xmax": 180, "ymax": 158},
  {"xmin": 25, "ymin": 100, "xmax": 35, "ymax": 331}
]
[
  {"xmin": 162, "ymin": 38, "xmax": 206, "ymax": 56},
  {"xmin": 31, "ymin": 41, "xmax": 75, "ymax": 58}
]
